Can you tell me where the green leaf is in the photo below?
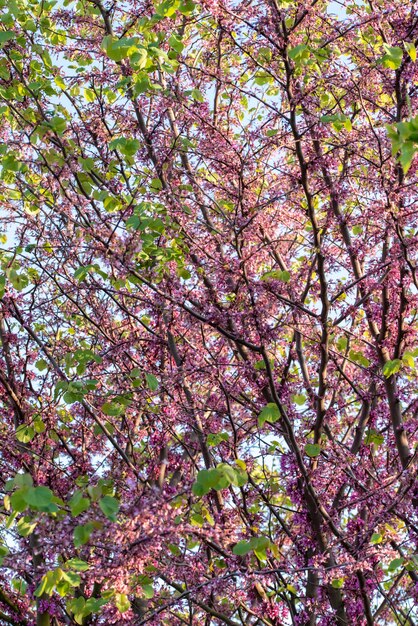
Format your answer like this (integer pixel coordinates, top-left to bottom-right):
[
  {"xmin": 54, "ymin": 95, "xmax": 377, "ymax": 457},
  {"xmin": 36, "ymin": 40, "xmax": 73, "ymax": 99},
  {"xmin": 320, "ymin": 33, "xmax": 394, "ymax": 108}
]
[
  {"xmin": 349, "ymin": 350, "xmax": 370, "ymax": 368},
  {"xmin": 115, "ymin": 592, "xmax": 131, "ymax": 613},
  {"xmin": 10, "ymin": 489, "xmax": 29, "ymax": 513},
  {"xmin": 155, "ymin": 0, "xmax": 181, "ymax": 17},
  {"xmin": 85, "ymin": 596, "xmax": 108, "ymax": 612},
  {"xmin": 101, "ymin": 36, "xmax": 139, "ymax": 62},
  {"xmin": 0, "ymin": 59, "xmax": 9, "ymax": 80},
  {"xmin": 193, "ymin": 463, "xmax": 247, "ymax": 497},
  {"xmin": 145, "ymin": 373, "xmax": 159, "ymax": 391},
  {"xmin": 87, "ymin": 484, "xmax": 103, "ymax": 501},
  {"xmin": 130, "ymin": 47, "xmax": 148, "ymax": 69},
  {"xmin": 56, "ymin": 580, "xmax": 71, "ymax": 598},
  {"xmin": 192, "ymin": 468, "xmax": 223, "ymax": 496},
  {"xmin": 11, "ymin": 578, "xmax": 27, "ymax": 594},
  {"xmin": 304, "ymin": 443, "xmax": 321, "ymax": 457},
  {"xmin": 78, "ymin": 157, "xmax": 96, "ymax": 172},
  {"xmin": 252, "ymin": 537, "xmax": 271, "ymax": 562},
  {"xmin": 382, "ymin": 359, "xmax": 402, "ymax": 378},
  {"xmin": 364, "ymin": 430, "xmax": 384, "ymax": 446},
  {"xmin": 93, "ymin": 421, "xmax": 115, "ymax": 436},
  {"xmin": 216, "ymin": 463, "xmax": 239, "ymax": 486},
  {"xmin": 73, "ymin": 522, "xmax": 95, "ymax": 547},
  {"xmin": 381, "ymin": 45, "xmax": 403, "ymax": 70},
  {"xmin": 33, "ymin": 419, "xmax": 46, "ymax": 435},
  {"xmin": 99, "ymin": 495, "xmax": 119, "ymax": 521},
  {"xmin": 35, "ymin": 569, "xmax": 62, "ymax": 597},
  {"xmin": 120, "ymin": 139, "xmax": 140, "ymax": 156},
  {"xmin": 399, "ymin": 141, "xmax": 416, "ymax": 173},
  {"xmin": 179, "ymin": 0, "xmax": 195, "ymax": 14},
  {"xmin": 9, "ymin": 270, "xmax": 29, "ymax": 291},
  {"xmin": 402, "ymin": 351, "xmax": 415, "ymax": 368},
  {"xmin": 258, "ymin": 403, "xmax": 280, "ymax": 427},
  {"xmin": 207, "ymin": 432, "xmax": 229, "ymax": 446},
  {"xmin": 233, "ymin": 540, "xmax": 254, "ymax": 556},
  {"xmin": 66, "ymin": 558, "xmax": 90, "ymax": 572},
  {"xmin": 370, "ymin": 533, "xmax": 382, "ymax": 545},
  {"xmin": 74, "ymin": 265, "xmax": 94, "ymax": 281},
  {"xmin": 16, "ymin": 517, "xmax": 37, "ymax": 537},
  {"xmin": 142, "ymin": 584, "xmax": 154, "ymax": 599},
  {"xmin": 60, "ymin": 570, "xmax": 81, "ymax": 586},
  {"xmin": 63, "ymin": 390, "xmax": 83, "ymax": 404},
  {"xmin": 292, "ymin": 394, "xmax": 306, "ymax": 406},
  {"xmin": 233, "ymin": 536, "xmax": 271, "ymax": 561},
  {"xmin": 0, "ymin": 544, "xmax": 9, "ymax": 565},
  {"xmin": 404, "ymin": 42, "xmax": 416, "ymax": 62},
  {"xmin": 191, "ymin": 89, "xmax": 204, "ymax": 102},
  {"xmin": 195, "ymin": 468, "xmax": 225, "ymax": 492},
  {"xmin": 388, "ymin": 557, "xmax": 404, "ymax": 572},
  {"xmin": 125, "ymin": 215, "xmax": 141, "ymax": 230},
  {"xmin": 69, "ymin": 491, "xmax": 90, "ymax": 517},
  {"xmin": 15, "ymin": 424, "xmax": 35, "ymax": 443},
  {"xmin": 177, "ymin": 266, "xmax": 191, "ymax": 279},
  {"xmin": 254, "ymin": 71, "xmax": 273, "ymax": 86},
  {"xmin": 67, "ymin": 597, "xmax": 86, "ymax": 624},
  {"xmin": 191, "ymin": 481, "xmax": 206, "ymax": 496},
  {"xmin": 261, "ymin": 270, "xmax": 290, "ymax": 282},
  {"xmin": 150, "ymin": 178, "xmax": 163, "ymax": 191},
  {"xmin": 84, "ymin": 88, "xmax": 95, "ymax": 103},
  {"xmin": 288, "ymin": 44, "xmax": 310, "ymax": 64},
  {"xmin": 13, "ymin": 473, "xmax": 33, "ymax": 488},
  {"xmin": 320, "ymin": 113, "xmax": 352, "ymax": 132},
  {"xmin": 49, "ymin": 117, "xmax": 67, "ymax": 135},
  {"xmin": 23, "ymin": 486, "xmax": 54, "ymax": 508},
  {"xmin": 101, "ymin": 401, "xmax": 124, "ymax": 416},
  {"xmin": 169, "ymin": 34, "xmax": 184, "ymax": 53},
  {"xmin": 0, "ymin": 274, "xmax": 5, "ymax": 299},
  {"xmin": 1, "ymin": 155, "xmax": 20, "ymax": 172},
  {"xmin": 190, "ymin": 512, "xmax": 204, "ymax": 526},
  {"xmin": 0, "ymin": 31, "xmax": 16, "ymax": 45}
]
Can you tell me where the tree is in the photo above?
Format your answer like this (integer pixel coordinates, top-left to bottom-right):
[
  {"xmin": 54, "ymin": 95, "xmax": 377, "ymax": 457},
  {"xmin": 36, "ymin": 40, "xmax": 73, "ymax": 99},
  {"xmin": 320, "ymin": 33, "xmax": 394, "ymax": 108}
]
[{"xmin": 0, "ymin": 0, "xmax": 417, "ymax": 623}]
